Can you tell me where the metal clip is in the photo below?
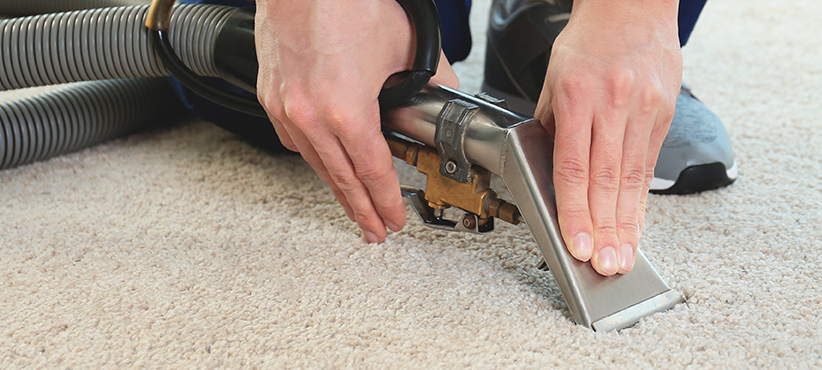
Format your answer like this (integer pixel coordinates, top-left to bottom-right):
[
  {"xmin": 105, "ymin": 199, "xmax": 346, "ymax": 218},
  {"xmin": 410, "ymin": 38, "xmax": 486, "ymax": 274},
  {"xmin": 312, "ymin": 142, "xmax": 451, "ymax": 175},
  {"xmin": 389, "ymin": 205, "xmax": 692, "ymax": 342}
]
[
  {"xmin": 474, "ymin": 92, "xmax": 510, "ymax": 110},
  {"xmin": 401, "ymin": 186, "xmax": 494, "ymax": 234},
  {"xmin": 435, "ymin": 99, "xmax": 478, "ymax": 183}
]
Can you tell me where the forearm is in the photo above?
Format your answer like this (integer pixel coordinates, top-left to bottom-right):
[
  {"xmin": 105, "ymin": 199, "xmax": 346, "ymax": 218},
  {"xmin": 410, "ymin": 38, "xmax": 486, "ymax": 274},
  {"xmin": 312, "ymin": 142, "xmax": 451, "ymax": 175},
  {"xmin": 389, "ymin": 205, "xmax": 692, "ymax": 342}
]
[{"xmin": 571, "ymin": 0, "xmax": 679, "ymax": 23}]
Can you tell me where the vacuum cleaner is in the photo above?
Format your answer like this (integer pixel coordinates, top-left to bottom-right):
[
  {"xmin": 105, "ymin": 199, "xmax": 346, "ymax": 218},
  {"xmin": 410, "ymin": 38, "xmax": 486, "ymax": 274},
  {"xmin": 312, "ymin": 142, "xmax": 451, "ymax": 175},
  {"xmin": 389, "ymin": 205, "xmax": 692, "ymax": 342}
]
[{"xmin": 0, "ymin": 0, "xmax": 684, "ymax": 331}]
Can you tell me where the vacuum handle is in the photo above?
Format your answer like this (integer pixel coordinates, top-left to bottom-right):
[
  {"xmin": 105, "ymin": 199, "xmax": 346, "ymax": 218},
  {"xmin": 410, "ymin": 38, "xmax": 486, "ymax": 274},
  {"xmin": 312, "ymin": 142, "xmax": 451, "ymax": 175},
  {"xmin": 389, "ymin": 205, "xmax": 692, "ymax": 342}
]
[
  {"xmin": 378, "ymin": 0, "xmax": 442, "ymax": 108},
  {"xmin": 153, "ymin": 0, "xmax": 442, "ymax": 113}
]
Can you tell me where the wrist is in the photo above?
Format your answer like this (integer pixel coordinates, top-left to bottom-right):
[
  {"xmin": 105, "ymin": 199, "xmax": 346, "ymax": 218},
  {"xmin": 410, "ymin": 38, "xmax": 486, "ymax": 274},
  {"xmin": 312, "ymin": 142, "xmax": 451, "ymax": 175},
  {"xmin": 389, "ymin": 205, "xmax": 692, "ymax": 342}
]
[
  {"xmin": 570, "ymin": 0, "xmax": 679, "ymax": 34},
  {"xmin": 572, "ymin": 0, "xmax": 679, "ymax": 19}
]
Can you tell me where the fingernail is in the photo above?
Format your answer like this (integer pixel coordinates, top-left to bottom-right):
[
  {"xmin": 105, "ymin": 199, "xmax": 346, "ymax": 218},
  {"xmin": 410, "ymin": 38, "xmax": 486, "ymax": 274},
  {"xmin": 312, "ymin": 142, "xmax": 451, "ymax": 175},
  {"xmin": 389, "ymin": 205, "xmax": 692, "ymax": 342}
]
[
  {"xmin": 598, "ymin": 246, "xmax": 619, "ymax": 275},
  {"xmin": 363, "ymin": 230, "xmax": 379, "ymax": 244},
  {"xmin": 620, "ymin": 244, "xmax": 635, "ymax": 272},
  {"xmin": 573, "ymin": 233, "xmax": 593, "ymax": 261},
  {"xmin": 384, "ymin": 219, "xmax": 401, "ymax": 232}
]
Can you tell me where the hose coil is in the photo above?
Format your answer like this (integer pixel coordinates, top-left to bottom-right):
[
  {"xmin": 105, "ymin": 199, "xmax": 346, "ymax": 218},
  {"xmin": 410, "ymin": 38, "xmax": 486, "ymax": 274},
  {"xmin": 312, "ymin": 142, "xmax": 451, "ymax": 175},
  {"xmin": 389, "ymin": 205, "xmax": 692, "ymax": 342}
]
[
  {"xmin": 0, "ymin": 78, "xmax": 185, "ymax": 170},
  {"xmin": 0, "ymin": 0, "xmax": 149, "ymax": 17},
  {"xmin": 0, "ymin": 4, "xmax": 236, "ymax": 91}
]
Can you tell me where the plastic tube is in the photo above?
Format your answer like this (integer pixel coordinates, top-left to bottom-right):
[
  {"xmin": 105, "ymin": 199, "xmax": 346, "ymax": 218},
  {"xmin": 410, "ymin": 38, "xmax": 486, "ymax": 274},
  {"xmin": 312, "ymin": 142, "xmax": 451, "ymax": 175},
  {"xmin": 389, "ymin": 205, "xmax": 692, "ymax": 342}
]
[
  {"xmin": 0, "ymin": 4, "xmax": 236, "ymax": 91},
  {"xmin": 0, "ymin": 3, "xmax": 238, "ymax": 170},
  {"xmin": 0, "ymin": 78, "xmax": 187, "ymax": 170},
  {"xmin": 0, "ymin": 0, "xmax": 150, "ymax": 17}
]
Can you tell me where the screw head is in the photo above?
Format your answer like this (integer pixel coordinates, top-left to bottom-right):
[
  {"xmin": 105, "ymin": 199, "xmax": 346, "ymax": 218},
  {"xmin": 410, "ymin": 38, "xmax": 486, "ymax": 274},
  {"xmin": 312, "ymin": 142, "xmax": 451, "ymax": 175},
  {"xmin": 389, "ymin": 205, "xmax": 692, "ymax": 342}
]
[{"xmin": 445, "ymin": 160, "xmax": 458, "ymax": 174}]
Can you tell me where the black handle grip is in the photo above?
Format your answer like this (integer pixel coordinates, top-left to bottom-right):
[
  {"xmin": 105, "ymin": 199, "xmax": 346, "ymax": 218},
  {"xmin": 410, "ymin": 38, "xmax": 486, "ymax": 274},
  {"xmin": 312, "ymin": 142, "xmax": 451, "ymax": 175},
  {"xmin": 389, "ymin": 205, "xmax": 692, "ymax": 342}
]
[{"xmin": 378, "ymin": 0, "xmax": 442, "ymax": 109}]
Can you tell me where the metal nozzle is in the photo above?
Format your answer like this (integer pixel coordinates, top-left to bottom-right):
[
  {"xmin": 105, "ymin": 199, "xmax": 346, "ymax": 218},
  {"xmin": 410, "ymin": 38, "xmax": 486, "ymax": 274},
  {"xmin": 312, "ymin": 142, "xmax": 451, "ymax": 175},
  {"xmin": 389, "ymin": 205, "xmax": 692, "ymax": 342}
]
[{"xmin": 381, "ymin": 84, "xmax": 684, "ymax": 331}]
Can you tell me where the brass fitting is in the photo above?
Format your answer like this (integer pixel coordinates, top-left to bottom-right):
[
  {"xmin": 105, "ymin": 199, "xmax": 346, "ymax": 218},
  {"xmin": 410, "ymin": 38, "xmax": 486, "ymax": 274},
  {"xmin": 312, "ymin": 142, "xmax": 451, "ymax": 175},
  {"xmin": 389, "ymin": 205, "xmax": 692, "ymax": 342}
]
[
  {"xmin": 487, "ymin": 198, "xmax": 522, "ymax": 225},
  {"xmin": 146, "ymin": 0, "xmax": 176, "ymax": 31},
  {"xmin": 385, "ymin": 134, "xmax": 521, "ymax": 224}
]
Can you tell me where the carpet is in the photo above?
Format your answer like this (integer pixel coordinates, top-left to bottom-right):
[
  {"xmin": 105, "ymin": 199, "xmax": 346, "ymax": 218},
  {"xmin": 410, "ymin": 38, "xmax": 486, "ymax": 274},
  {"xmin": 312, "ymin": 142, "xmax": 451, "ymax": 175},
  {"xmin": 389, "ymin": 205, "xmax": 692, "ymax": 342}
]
[{"xmin": 1, "ymin": 0, "xmax": 821, "ymax": 368}]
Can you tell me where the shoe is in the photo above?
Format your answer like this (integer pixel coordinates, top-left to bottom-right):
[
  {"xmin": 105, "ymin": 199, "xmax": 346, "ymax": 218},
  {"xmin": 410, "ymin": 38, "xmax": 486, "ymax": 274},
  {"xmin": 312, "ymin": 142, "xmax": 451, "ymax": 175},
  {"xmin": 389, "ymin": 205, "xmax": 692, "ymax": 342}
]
[
  {"xmin": 482, "ymin": 0, "xmax": 571, "ymax": 114},
  {"xmin": 482, "ymin": 0, "xmax": 737, "ymax": 195},
  {"xmin": 650, "ymin": 84, "xmax": 737, "ymax": 194}
]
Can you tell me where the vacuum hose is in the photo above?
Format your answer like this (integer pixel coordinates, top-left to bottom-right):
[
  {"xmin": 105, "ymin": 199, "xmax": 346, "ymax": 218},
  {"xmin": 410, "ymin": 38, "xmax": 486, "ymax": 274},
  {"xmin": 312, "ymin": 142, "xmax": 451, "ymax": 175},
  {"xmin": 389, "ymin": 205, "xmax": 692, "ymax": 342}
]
[
  {"xmin": 0, "ymin": 1, "xmax": 441, "ymax": 170},
  {"xmin": 0, "ymin": 4, "xmax": 237, "ymax": 91},
  {"xmin": 0, "ymin": 0, "xmax": 150, "ymax": 17},
  {"xmin": 0, "ymin": 78, "xmax": 186, "ymax": 170},
  {"xmin": 0, "ymin": 3, "xmax": 237, "ymax": 170}
]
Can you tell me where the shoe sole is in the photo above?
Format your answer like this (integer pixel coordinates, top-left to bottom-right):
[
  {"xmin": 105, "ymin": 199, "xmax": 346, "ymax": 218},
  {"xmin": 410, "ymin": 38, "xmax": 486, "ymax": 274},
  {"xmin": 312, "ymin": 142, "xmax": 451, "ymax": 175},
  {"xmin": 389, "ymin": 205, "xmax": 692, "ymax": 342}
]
[
  {"xmin": 650, "ymin": 162, "xmax": 737, "ymax": 195},
  {"xmin": 481, "ymin": 81, "xmax": 738, "ymax": 196}
]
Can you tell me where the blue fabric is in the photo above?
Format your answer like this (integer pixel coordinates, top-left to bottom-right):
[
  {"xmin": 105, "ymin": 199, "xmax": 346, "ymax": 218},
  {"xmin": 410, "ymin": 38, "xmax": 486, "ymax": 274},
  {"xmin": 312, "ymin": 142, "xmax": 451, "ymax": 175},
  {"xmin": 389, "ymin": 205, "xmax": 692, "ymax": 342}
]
[
  {"xmin": 435, "ymin": 0, "xmax": 473, "ymax": 62},
  {"xmin": 678, "ymin": 0, "xmax": 708, "ymax": 46}
]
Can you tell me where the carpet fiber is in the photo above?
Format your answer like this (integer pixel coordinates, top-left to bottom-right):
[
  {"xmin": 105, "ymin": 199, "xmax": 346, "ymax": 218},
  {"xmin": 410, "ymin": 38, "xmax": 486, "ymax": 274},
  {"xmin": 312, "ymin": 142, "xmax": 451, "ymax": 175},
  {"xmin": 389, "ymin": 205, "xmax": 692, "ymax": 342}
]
[{"xmin": 2, "ymin": 0, "xmax": 821, "ymax": 368}]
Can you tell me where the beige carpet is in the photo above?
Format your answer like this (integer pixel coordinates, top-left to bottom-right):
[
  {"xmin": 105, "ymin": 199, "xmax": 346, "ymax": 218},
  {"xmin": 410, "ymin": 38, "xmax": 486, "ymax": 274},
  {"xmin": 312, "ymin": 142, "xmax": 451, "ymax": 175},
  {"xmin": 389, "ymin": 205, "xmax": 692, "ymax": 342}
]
[{"xmin": 2, "ymin": 0, "xmax": 821, "ymax": 368}]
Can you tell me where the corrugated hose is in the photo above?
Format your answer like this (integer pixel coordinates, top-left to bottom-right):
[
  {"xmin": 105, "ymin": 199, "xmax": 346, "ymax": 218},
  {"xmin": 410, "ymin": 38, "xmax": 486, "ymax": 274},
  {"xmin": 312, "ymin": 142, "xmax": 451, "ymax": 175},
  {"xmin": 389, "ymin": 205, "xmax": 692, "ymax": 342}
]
[{"xmin": 0, "ymin": 3, "xmax": 237, "ymax": 170}]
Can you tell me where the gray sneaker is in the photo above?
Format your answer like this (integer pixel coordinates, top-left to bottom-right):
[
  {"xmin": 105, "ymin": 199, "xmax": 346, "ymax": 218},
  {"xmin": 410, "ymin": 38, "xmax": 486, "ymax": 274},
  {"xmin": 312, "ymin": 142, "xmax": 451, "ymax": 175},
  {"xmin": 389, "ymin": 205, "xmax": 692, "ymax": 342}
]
[
  {"xmin": 482, "ymin": 0, "xmax": 737, "ymax": 195},
  {"xmin": 650, "ymin": 84, "xmax": 737, "ymax": 194}
]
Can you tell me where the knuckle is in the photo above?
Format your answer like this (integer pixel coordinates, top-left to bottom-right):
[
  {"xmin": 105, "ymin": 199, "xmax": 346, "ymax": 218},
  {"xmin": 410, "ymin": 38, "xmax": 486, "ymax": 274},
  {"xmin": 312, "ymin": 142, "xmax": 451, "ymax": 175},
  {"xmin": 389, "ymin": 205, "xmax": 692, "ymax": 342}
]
[
  {"xmin": 331, "ymin": 118, "xmax": 359, "ymax": 139},
  {"xmin": 559, "ymin": 75, "xmax": 580, "ymax": 96},
  {"xmin": 258, "ymin": 94, "xmax": 285, "ymax": 121},
  {"xmin": 638, "ymin": 82, "xmax": 665, "ymax": 114},
  {"xmin": 561, "ymin": 204, "xmax": 590, "ymax": 221},
  {"xmin": 618, "ymin": 219, "xmax": 641, "ymax": 235},
  {"xmin": 606, "ymin": 69, "xmax": 636, "ymax": 107},
  {"xmin": 352, "ymin": 208, "xmax": 374, "ymax": 226},
  {"xmin": 594, "ymin": 223, "xmax": 618, "ymax": 236},
  {"xmin": 555, "ymin": 157, "xmax": 590, "ymax": 184},
  {"xmin": 282, "ymin": 99, "xmax": 312, "ymax": 125},
  {"xmin": 283, "ymin": 98, "xmax": 317, "ymax": 126},
  {"xmin": 328, "ymin": 171, "xmax": 361, "ymax": 194},
  {"xmin": 557, "ymin": 68, "xmax": 592, "ymax": 94},
  {"xmin": 591, "ymin": 167, "xmax": 620, "ymax": 190},
  {"xmin": 610, "ymin": 68, "xmax": 636, "ymax": 89},
  {"xmin": 621, "ymin": 168, "xmax": 646, "ymax": 187},
  {"xmin": 319, "ymin": 107, "xmax": 370, "ymax": 140},
  {"xmin": 355, "ymin": 165, "xmax": 393, "ymax": 188}
]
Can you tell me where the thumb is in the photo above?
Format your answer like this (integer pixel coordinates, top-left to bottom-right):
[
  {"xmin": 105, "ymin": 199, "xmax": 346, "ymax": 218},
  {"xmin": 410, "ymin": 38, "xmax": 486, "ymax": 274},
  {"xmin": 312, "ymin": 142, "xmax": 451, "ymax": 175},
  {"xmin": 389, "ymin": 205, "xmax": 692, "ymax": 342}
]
[{"xmin": 430, "ymin": 51, "xmax": 460, "ymax": 89}]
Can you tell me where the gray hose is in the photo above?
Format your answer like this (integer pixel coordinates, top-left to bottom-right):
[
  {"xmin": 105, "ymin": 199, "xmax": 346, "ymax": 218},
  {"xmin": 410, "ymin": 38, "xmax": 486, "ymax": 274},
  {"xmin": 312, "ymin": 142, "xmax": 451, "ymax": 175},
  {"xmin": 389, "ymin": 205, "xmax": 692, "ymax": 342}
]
[
  {"xmin": 0, "ymin": 4, "xmax": 236, "ymax": 91},
  {"xmin": 0, "ymin": 78, "xmax": 186, "ymax": 170},
  {"xmin": 0, "ymin": 0, "xmax": 150, "ymax": 17}
]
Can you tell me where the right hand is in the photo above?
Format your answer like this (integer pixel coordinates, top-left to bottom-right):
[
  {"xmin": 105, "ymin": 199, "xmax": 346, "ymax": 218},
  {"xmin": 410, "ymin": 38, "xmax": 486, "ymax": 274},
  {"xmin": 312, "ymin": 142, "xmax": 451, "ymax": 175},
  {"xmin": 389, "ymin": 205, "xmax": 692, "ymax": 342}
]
[
  {"xmin": 534, "ymin": 0, "xmax": 681, "ymax": 276},
  {"xmin": 254, "ymin": 0, "xmax": 459, "ymax": 243}
]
